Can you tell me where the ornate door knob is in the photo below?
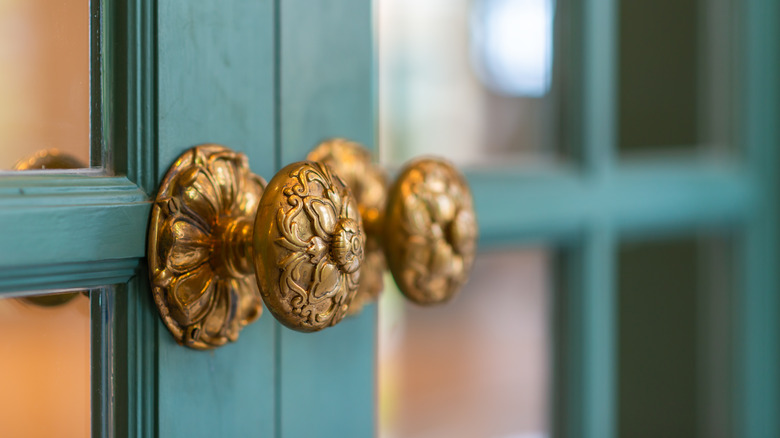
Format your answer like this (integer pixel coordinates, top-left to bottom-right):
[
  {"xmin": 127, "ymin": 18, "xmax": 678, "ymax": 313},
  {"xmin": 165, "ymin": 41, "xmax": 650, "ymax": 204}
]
[
  {"xmin": 148, "ymin": 142, "xmax": 477, "ymax": 350},
  {"xmin": 308, "ymin": 139, "xmax": 478, "ymax": 311},
  {"xmin": 148, "ymin": 145, "xmax": 365, "ymax": 349}
]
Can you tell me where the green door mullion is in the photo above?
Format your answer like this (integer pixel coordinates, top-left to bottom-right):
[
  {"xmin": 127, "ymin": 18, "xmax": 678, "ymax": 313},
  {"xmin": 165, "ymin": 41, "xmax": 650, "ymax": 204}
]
[
  {"xmin": 560, "ymin": 226, "xmax": 616, "ymax": 438},
  {"xmin": 566, "ymin": 0, "xmax": 619, "ymax": 435},
  {"xmin": 739, "ymin": 220, "xmax": 780, "ymax": 437},
  {"xmin": 581, "ymin": 0, "xmax": 617, "ymax": 175},
  {"xmin": 276, "ymin": 1, "xmax": 375, "ymax": 436},
  {"xmin": 739, "ymin": 0, "xmax": 780, "ymax": 435},
  {"xmin": 101, "ymin": 1, "xmax": 159, "ymax": 436},
  {"xmin": 469, "ymin": 161, "xmax": 752, "ymax": 247},
  {"xmin": 579, "ymin": 226, "xmax": 616, "ymax": 438}
]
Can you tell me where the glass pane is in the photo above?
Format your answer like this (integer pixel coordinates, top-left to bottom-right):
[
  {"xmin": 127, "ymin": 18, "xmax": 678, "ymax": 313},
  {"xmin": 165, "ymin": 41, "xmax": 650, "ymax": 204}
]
[
  {"xmin": 618, "ymin": 0, "xmax": 736, "ymax": 155},
  {"xmin": 617, "ymin": 235, "xmax": 733, "ymax": 437},
  {"xmin": 379, "ymin": 249, "xmax": 552, "ymax": 438},
  {"xmin": 378, "ymin": 0, "xmax": 569, "ymax": 167},
  {"xmin": 0, "ymin": 0, "xmax": 91, "ymax": 170},
  {"xmin": 0, "ymin": 291, "xmax": 90, "ymax": 437}
]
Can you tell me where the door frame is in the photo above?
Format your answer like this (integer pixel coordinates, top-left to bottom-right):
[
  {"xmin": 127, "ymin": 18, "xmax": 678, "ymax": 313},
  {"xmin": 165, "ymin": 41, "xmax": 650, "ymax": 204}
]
[{"xmin": 0, "ymin": 0, "xmax": 777, "ymax": 437}]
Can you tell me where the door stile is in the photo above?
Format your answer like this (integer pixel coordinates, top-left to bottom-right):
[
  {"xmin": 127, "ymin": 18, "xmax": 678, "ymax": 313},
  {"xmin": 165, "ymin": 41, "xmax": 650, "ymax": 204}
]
[
  {"xmin": 152, "ymin": 0, "xmax": 278, "ymax": 436},
  {"xmin": 276, "ymin": 1, "xmax": 376, "ymax": 436},
  {"xmin": 738, "ymin": 0, "xmax": 780, "ymax": 435},
  {"xmin": 100, "ymin": 0, "xmax": 160, "ymax": 436},
  {"xmin": 105, "ymin": 0, "xmax": 160, "ymax": 194}
]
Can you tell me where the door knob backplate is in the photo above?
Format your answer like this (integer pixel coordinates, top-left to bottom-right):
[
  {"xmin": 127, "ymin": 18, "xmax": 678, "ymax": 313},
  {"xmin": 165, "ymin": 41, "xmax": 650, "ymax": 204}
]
[{"xmin": 148, "ymin": 145, "xmax": 265, "ymax": 349}]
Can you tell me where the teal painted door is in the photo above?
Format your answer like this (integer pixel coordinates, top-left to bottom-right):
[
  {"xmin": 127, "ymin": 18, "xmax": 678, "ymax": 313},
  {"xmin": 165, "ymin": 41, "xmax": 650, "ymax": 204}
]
[
  {"xmin": 1, "ymin": 1, "xmax": 778, "ymax": 437},
  {"xmin": 0, "ymin": 0, "xmax": 375, "ymax": 437}
]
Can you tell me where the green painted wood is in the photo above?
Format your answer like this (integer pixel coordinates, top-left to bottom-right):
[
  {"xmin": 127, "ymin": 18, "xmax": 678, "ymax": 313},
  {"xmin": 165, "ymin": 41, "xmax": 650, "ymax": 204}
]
[
  {"xmin": 740, "ymin": 0, "xmax": 780, "ymax": 435},
  {"xmin": 277, "ymin": 1, "xmax": 375, "ymax": 154},
  {"xmin": 582, "ymin": 0, "xmax": 616, "ymax": 175},
  {"xmin": 471, "ymin": 161, "xmax": 754, "ymax": 247},
  {"xmin": 0, "ymin": 201, "xmax": 149, "ymax": 268},
  {"xmin": 554, "ymin": 228, "xmax": 616, "ymax": 438},
  {"xmin": 0, "ymin": 175, "xmax": 142, "ymax": 196},
  {"xmin": 99, "ymin": 1, "xmax": 160, "ymax": 436},
  {"xmin": 0, "ymin": 0, "xmax": 774, "ymax": 436},
  {"xmin": 277, "ymin": 1, "xmax": 376, "ymax": 436},
  {"xmin": 578, "ymin": 227, "xmax": 616, "ymax": 438},
  {"xmin": 0, "ymin": 260, "xmax": 139, "ymax": 294},
  {"xmin": 155, "ymin": 0, "xmax": 277, "ymax": 437},
  {"xmin": 121, "ymin": 273, "xmax": 159, "ymax": 438},
  {"xmin": 570, "ymin": 0, "xmax": 618, "ymax": 435},
  {"xmin": 91, "ymin": 288, "xmax": 114, "ymax": 438},
  {"xmin": 104, "ymin": 0, "xmax": 159, "ymax": 194},
  {"xmin": 0, "ymin": 176, "xmax": 148, "ymax": 279}
]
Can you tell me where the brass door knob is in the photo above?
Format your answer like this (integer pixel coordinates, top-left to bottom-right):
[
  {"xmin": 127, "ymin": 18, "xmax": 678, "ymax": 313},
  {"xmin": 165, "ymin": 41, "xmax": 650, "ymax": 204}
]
[
  {"xmin": 308, "ymin": 139, "xmax": 478, "ymax": 310},
  {"xmin": 148, "ymin": 142, "xmax": 477, "ymax": 349},
  {"xmin": 148, "ymin": 145, "xmax": 364, "ymax": 349}
]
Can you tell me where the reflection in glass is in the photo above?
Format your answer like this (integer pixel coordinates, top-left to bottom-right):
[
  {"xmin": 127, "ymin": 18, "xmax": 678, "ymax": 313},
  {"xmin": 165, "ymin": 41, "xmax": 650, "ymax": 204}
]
[
  {"xmin": 377, "ymin": 0, "xmax": 563, "ymax": 167},
  {"xmin": 471, "ymin": 0, "xmax": 555, "ymax": 97},
  {"xmin": 0, "ymin": 291, "xmax": 90, "ymax": 437},
  {"xmin": 379, "ymin": 250, "xmax": 551, "ymax": 438},
  {"xmin": 618, "ymin": 0, "xmax": 736, "ymax": 154},
  {"xmin": 618, "ymin": 235, "xmax": 734, "ymax": 437},
  {"xmin": 0, "ymin": 0, "xmax": 90, "ymax": 170}
]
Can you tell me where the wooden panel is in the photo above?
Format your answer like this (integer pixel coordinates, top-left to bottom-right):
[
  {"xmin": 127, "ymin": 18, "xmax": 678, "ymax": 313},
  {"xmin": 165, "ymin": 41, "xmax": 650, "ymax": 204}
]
[
  {"xmin": 156, "ymin": 0, "xmax": 276, "ymax": 436},
  {"xmin": 277, "ymin": 1, "xmax": 375, "ymax": 436}
]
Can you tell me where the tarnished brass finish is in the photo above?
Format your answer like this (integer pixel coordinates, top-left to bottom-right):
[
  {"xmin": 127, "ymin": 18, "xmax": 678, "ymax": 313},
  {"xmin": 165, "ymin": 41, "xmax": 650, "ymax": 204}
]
[
  {"xmin": 147, "ymin": 139, "xmax": 471, "ymax": 346},
  {"xmin": 308, "ymin": 139, "xmax": 387, "ymax": 314},
  {"xmin": 148, "ymin": 145, "xmax": 264, "ymax": 349},
  {"xmin": 149, "ymin": 145, "xmax": 366, "ymax": 348},
  {"xmin": 14, "ymin": 149, "xmax": 87, "ymax": 307},
  {"xmin": 254, "ymin": 161, "xmax": 365, "ymax": 332},
  {"xmin": 309, "ymin": 140, "xmax": 478, "ymax": 307},
  {"xmin": 384, "ymin": 159, "xmax": 478, "ymax": 305}
]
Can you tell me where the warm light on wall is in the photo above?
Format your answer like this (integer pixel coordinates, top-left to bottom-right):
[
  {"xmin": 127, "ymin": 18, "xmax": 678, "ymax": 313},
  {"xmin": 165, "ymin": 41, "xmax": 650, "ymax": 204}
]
[
  {"xmin": 0, "ymin": 295, "xmax": 90, "ymax": 438},
  {"xmin": 0, "ymin": 0, "xmax": 90, "ymax": 170}
]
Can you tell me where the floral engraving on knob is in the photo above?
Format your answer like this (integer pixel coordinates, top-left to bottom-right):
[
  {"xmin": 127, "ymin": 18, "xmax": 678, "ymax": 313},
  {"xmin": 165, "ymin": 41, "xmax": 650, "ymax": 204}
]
[
  {"xmin": 384, "ymin": 159, "xmax": 478, "ymax": 305},
  {"xmin": 307, "ymin": 139, "xmax": 388, "ymax": 315},
  {"xmin": 148, "ymin": 145, "xmax": 265, "ymax": 349},
  {"xmin": 256, "ymin": 161, "xmax": 365, "ymax": 332}
]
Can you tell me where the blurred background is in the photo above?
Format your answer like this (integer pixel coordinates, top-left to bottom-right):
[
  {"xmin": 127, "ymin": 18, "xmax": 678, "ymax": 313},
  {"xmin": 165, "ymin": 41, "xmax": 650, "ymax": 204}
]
[
  {"xmin": 0, "ymin": 0, "xmax": 89, "ymax": 170},
  {"xmin": 377, "ymin": 0, "xmax": 737, "ymax": 437},
  {"xmin": 0, "ymin": 0, "xmax": 748, "ymax": 437},
  {"xmin": 0, "ymin": 292, "xmax": 90, "ymax": 437},
  {"xmin": 0, "ymin": 0, "xmax": 91, "ymax": 436}
]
